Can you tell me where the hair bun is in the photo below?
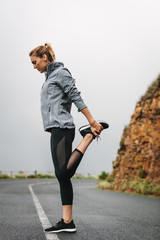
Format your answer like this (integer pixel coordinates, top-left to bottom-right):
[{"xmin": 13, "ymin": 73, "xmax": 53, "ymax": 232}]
[{"xmin": 44, "ymin": 42, "xmax": 55, "ymax": 61}]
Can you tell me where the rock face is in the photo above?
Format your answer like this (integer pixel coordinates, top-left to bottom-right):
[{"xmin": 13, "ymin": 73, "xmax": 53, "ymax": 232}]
[{"xmin": 111, "ymin": 76, "xmax": 160, "ymax": 183}]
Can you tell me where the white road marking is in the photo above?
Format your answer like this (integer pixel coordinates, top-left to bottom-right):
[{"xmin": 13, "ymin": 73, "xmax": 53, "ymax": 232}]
[{"xmin": 28, "ymin": 182, "xmax": 59, "ymax": 240}]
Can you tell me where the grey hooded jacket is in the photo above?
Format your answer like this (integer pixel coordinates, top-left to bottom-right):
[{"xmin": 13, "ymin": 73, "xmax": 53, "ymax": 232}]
[{"xmin": 41, "ymin": 62, "xmax": 87, "ymax": 131}]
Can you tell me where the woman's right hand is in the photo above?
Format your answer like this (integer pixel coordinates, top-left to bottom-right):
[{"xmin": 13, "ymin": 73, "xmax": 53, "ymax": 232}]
[{"xmin": 90, "ymin": 120, "xmax": 103, "ymax": 137}]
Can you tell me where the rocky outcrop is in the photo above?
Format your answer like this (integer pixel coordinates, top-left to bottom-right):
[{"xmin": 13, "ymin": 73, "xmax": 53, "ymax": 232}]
[{"xmin": 111, "ymin": 76, "xmax": 160, "ymax": 184}]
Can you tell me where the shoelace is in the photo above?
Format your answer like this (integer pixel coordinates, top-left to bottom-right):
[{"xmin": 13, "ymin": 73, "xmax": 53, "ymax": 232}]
[
  {"xmin": 56, "ymin": 219, "xmax": 64, "ymax": 227},
  {"xmin": 96, "ymin": 135, "xmax": 101, "ymax": 143}
]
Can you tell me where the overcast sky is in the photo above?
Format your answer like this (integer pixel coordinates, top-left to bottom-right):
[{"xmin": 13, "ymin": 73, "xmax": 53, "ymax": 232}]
[{"xmin": 0, "ymin": 0, "xmax": 160, "ymax": 175}]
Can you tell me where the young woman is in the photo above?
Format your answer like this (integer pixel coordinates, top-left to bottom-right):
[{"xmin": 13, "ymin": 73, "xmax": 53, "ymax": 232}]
[{"xmin": 29, "ymin": 43, "xmax": 109, "ymax": 233}]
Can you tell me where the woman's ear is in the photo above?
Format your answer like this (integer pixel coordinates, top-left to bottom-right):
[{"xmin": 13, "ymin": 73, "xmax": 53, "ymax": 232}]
[{"xmin": 42, "ymin": 54, "xmax": 48, "ymax": 61}]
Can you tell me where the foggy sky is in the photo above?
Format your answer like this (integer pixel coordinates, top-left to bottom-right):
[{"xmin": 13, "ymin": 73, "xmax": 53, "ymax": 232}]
[{"xmin": 1, "ymin": 0, "xmax": 160, "ymax": 175}]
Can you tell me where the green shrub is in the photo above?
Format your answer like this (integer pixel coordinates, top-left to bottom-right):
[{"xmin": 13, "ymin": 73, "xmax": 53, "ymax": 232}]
[
  {"xmin": 0, "ymin": 174, "xmax": 10, "ymax": 179},
  {"xmin": 138, "ymin": 166, "xmax": 147, "ymax": 179},
  {"xmin": 152, "ymin": 184, "xmax": 160, "ymax": 195},
  {"xmin": 119, "ymin": 139, "xmax": 126, "ymax": 151},
  {"xmin": 27, "ymin": 175, "xmax": 36, "ymax": 178},
  {"xmin": 98, "ymin": 171, "xmax": 109, "ymax": 180},
  {"xmin": 14, "ymin": 175, "xmax": 27, "ymax": 179}
]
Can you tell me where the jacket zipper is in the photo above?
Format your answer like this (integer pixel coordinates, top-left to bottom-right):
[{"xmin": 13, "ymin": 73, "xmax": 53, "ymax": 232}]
[{"xmin": 48, "ymin": 104, "xmax": 52, "ymax": 122}]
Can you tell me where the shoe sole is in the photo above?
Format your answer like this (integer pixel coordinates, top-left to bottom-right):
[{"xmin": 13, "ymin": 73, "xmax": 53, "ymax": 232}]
[
  {"xmin": 46, "ymin": 228, "xmax": 76, "ymax": 233},
  {"xmin": 79, "ymin": 120, "xmax": 109, "ymax": 132}
]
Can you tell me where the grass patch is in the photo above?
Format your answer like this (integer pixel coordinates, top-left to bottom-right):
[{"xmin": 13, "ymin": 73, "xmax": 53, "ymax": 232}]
[
  {"xmin": 98, "ymin": 177, "xmax": 160, "ymax": 198},
  {"xmin": 0, "ymin": 172, "xmax": 56, "ymax": 179},
  {"xmin": 14, "ymin": 175, "xmax": 27, "ymax": 179},
  {"xmin": 0, "ymin": 174, "xmax": 11, "ymax": 179},
  {"xmin": 34, "ymin": 173, "xmax": 56, "ymax": 178},
  {"xmin": 98, "ymin": 180, "xmax": 112, "ymax": 190},
  {"xmin": 0, "ymin": 172, "xmax": 96, "ymax": 180},
  {"xmin": 73, "ymin": 174, "xmax": 97, "ymax": 179},
  {"xmin": 73, "ymin": 174, "xmax": 84, "ymax": 179},
  {"xmin": 140, "ymin": 75, "xmax": 160, "ymax": 101}
]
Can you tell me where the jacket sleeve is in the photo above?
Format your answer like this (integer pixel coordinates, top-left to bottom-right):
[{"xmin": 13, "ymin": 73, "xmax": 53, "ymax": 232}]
[{"xmin": 57, "ymin": 69, "xmax": 87, "ymax": 111}]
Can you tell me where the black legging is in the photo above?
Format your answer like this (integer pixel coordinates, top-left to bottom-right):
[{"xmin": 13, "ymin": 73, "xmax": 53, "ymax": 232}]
[{"xmin": 50, "ymin": 128, "xmax": 83, "ymax": 205}]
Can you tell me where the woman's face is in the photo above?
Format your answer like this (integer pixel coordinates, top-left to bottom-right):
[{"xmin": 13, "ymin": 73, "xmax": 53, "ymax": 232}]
[{"xmin": 30, "ymin": 54, "xmax": 49, "ymax": 73}]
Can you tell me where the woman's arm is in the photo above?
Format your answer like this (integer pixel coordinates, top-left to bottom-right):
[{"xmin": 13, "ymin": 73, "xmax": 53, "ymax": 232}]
[
  {"xmin": 80, "ymin": 108, "xmax": 103, "ymax": 136},
  {"xmin": 57, "ymin": 69, "xmax": 103, "ymax": 135}
]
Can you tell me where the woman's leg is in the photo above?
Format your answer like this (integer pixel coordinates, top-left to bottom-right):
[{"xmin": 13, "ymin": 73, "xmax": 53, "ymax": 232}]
[
  {"xmin": 50, "ymin": 128, "xmax": 74, "ymax": 204},
  {"xmin": 63, "ymin": 133, "xmax": 93, "ymax": 222},
  {"xmin": 50, "ymin": 128, "xmax": 93, "ymax": 223}
]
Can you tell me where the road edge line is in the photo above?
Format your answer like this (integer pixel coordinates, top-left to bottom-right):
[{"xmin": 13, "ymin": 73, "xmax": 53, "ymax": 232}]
[{"xmin": 28, "ymin": 182, "xmax": 59, "ymax": 240}]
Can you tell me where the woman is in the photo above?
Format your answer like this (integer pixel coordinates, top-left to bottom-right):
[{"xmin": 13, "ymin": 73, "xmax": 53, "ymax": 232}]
[{"xmin": 29, "ymin": 43, "xmax": 109, "ymax": 233}]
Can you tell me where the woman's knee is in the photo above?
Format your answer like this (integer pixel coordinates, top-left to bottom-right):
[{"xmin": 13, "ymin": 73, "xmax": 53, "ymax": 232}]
[{"xmin": 56, "ymin": 169, "xmax": 70, "ymax": 182}]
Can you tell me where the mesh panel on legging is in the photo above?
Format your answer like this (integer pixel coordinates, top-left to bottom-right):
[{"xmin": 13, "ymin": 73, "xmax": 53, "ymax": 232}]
[
  {"xmin": 56, "ymin": 136, "xmax": 66, "ymax": 169},
  {"xmin": 66, "ymin": 149, "xmax": 83, "ymax": 178}
]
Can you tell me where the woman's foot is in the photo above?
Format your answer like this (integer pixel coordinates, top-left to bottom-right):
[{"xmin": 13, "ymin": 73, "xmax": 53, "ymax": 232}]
[
  {"xmin": 79, "ymin": 120, "xmax": 109, "ymax": 139},
  {"xmin": 45, "ymin": 218, "xmax": 76, "ymax": 233}
]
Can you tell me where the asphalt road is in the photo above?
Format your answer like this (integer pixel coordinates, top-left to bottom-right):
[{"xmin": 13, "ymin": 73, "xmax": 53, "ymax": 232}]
[{"xmin": 0, "ymin": 179, "xmax": 160, "ymax": 240}]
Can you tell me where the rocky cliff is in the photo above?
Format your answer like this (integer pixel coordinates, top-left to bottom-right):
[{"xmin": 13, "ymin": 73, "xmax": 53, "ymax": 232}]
[{"xmin": 111, "ymin": 76, "xmax": 160, "ymax": 184}]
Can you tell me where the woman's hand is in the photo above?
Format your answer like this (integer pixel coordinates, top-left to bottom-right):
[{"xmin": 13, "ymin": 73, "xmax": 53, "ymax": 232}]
[
  {"xmin": 90, "ymin": 120, "xmax": 103, "ymax": 137},
  {"xmin": 80, "ymin": 108, "xmax": 103, "ymax": 136}
]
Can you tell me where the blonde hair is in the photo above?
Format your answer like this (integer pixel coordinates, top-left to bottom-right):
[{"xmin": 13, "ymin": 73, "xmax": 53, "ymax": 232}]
[{"xmin": 29, "ymin": 42, "xmax": 55, "ymax": 62}]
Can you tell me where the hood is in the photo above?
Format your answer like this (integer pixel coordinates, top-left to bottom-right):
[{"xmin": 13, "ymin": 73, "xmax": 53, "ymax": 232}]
[{"xmin": 45, "ymin": 62, "xmax": 64, "ymax": 79}]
